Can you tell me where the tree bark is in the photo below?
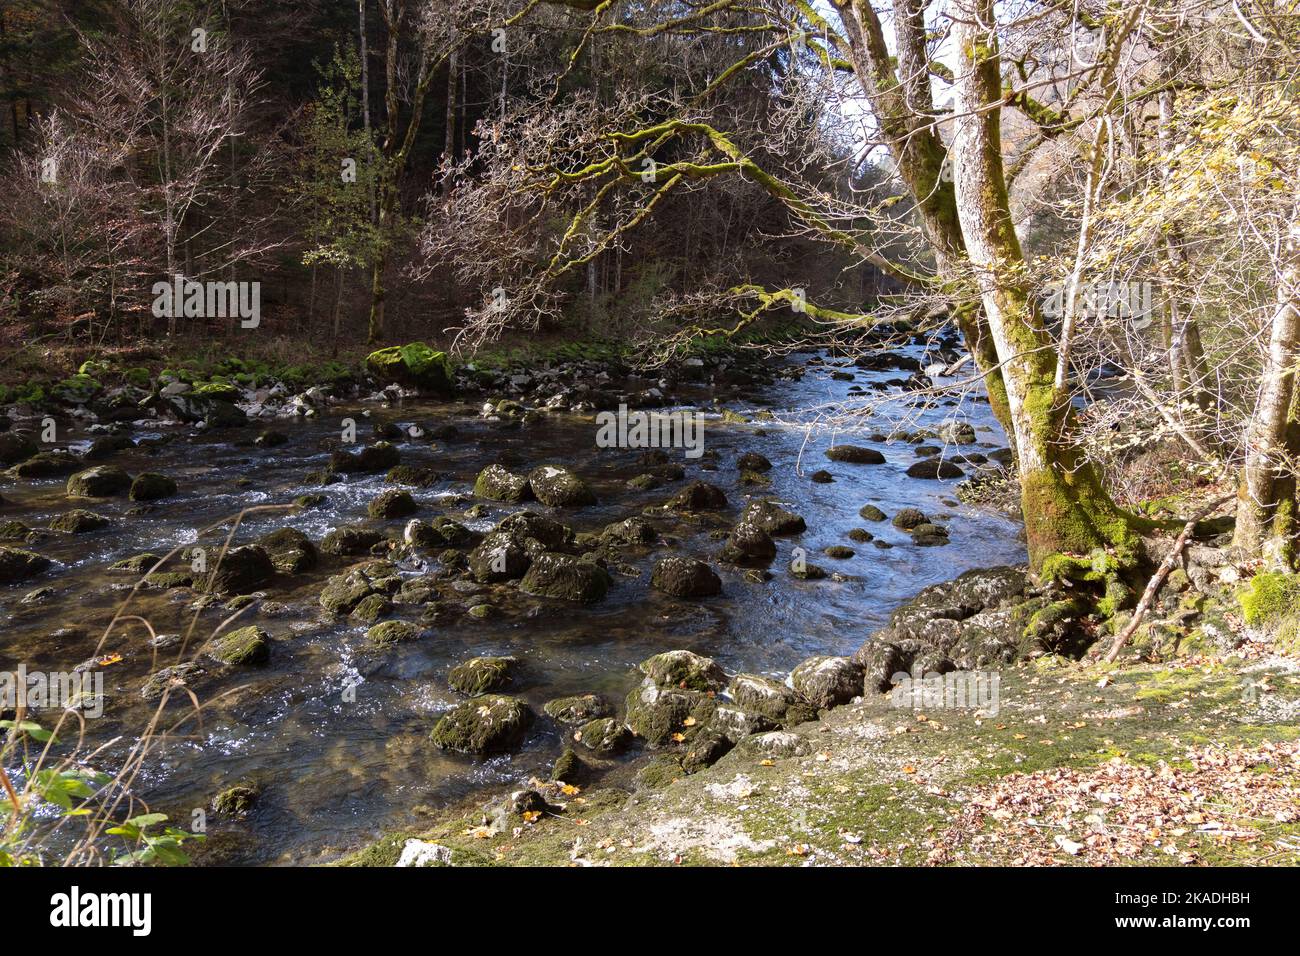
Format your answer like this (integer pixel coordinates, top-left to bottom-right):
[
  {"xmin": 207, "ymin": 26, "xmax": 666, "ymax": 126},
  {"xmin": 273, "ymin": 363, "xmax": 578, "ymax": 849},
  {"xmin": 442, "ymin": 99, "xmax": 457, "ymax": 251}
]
[
  {"xmin": 1234, "ymin": 183, "xmax": 1300, "ymax": 567},
  {"xmin": 951, "ymin": 0, "xmax": 1143, "ymax": 571}
]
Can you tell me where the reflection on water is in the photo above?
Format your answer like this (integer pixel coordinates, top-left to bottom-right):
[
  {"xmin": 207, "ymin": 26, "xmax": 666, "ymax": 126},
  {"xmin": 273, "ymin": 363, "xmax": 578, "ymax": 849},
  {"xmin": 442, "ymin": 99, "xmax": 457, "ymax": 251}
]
[{"xmin": 0, "ymin": 348, "xmax": 1025, "ymax": 863}]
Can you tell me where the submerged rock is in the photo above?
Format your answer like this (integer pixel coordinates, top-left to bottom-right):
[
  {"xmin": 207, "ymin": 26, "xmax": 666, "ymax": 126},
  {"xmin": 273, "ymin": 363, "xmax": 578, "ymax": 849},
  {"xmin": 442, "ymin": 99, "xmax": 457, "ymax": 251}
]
[{"xmin": 431, "ymin": 695, "xmax": 532, "ymax": 754}]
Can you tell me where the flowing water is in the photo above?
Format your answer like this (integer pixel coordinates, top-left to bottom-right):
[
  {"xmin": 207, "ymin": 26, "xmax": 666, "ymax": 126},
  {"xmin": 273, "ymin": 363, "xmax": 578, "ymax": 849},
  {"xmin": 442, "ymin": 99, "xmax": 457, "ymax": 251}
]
[{"xmin": 0, "ymin": 347, "xmax": 1025, "ymax": 863}]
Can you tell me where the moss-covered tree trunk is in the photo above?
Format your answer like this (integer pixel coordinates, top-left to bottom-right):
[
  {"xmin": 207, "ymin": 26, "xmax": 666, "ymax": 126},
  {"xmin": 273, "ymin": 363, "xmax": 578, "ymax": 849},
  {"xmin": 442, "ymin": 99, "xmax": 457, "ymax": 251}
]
[
  {"xmin": 950, "ymin": 0, "xmax": 1144, "ymax": 572},
  {"xmin": 1234, "ymin": 187, "xmax": 1300, "ymax": 567}
]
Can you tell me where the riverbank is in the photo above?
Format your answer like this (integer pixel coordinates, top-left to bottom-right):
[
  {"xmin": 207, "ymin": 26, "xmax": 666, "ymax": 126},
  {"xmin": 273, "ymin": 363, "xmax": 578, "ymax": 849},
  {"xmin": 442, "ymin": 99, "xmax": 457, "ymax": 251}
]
[{"xmin": 338, "ymin": 603, "xmax": 1300, "ymax": 868}]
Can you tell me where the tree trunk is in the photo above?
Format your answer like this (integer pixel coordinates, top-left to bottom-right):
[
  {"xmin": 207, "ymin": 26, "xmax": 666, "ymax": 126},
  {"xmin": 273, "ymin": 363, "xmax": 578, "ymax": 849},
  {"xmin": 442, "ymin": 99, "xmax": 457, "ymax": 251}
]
[
  {"xmin": 1234, "ymin": 184, "xmax": 1300, "ymax": 567},
  {"xmin": 951, "ymin": 0, "xmax": 1143, "ymax": 571}
]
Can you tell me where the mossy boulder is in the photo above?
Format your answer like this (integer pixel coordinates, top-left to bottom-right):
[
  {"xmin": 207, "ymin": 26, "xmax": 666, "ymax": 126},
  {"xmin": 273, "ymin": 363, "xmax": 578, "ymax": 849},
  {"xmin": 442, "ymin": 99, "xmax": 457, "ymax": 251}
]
[
  {"xmin": 321, "ymin": 525, "xmax": 385, "ymax": 556},
  {"xmin": 367, "ymin": 489, "xmax": 417, "ymax": 519},
  {"xmin": 67, "ymin": 465, "xmax": 132, "ymax": 498},
  {"xmin": 0, "ymin": 547, "xmax": 52, "ymax": 583},
  {"xmin": 203, "ymin": 545, "xmax": 275, "ymax": 595},
  {"xmin": 574, "ymin": 716, "xmax": 632, "ymax": 755},
  {"xmin": 473, "ymin": 464, "xmax": 533, "ymax": 503},
  {"xmin": 468, "ymin": 531, "xmax": 532, "ymax": 582},
  {"xmin": 365, "ymin": 343, "xmax": 454, "ymax": 395},
  {"xmin": 543, "ymin": 693, "xmax": 612, "ymax": 725},
  {"xmin": 600, "ymin": 517, "xmax": 658, "ymax": 547},
  {"xmin": 255, "ymin": 527, "xmax": 318, "ymax": 574},
  {"xmin": 859, "ymin": 504, "xmax": 887, "ymax": 522},
  {"xmin": 495, "ymin": 511, "xmax": 574, "ymax": 551},
  {"xmin": 366, "ymin": 620, "xmax": 423, "ymax": 647},
  {"xmin": 726, "ymin": 673, "xmax": 804, "ymax": 722},
  {"xmin": 385, "ymin": 464, "xmax": 444, "ymax": 488},
  {"xmin": 790, "ymin": 655, "xmax": 863, "ymax": 710},
  {"xmin": 140, "ymin": 662, "xmax": 208, "ymax": 701},
  {"xmin": 48, "ymin": 509, "xmax": 110, "ymax": 534},
  {"xmin": 826, "ymin": 445, "xmax": 885, "ymax": 464},
  {"xmin": 207, "ymin": 626, "xmax": 270, "ymax": 665},
  {"xmin": 431, "ymin": 695, "xmax": 532, "ymax": 754},
  {"xmin": 520, "ymin": 552, "xmax": 610, "ymax": 603},
  {"xmin": 550, "ymin": 748, "xmax": 586, "ymax": 785},
  {"xmin": 623, "ymin": 678, "xmax": 714, "ymax": 746},
  {"xmin": 651, "ymin": 556, "xmax": 722, "ymax": 598},
  {"xmin": 719, "ymin": 521, "xmax": 776, "ymax": 565},
  {"xmin": 129, "ymin": 473, "xmax": 178, "ymax": 501},
  {"xmin": 528, "ymin": 465, "xmax": 596, "ymax": 507},
  {"xmin": 319, "ymin": 561, "xmax": 401, "ymax": 614},
  {"xmin": 1239, "ymin": 571, "xmax": 1300, "ymax": 629},
  {"xmin": 891, "ymin": 507, "xmax": 928, "ymax": 530},
  {"xmin": 212, "ymin": 784, "xmax": 259, "ymax": 817},
  {"xmin": 349, "ymin": 593, "xmax": 393, "ymax": 623},
  {"xmin": 8, "ymin": 451, "xmax": 80, "ymax": 478},
  {"xmin": 641, "ymin": 649, "xmax": 726, "ymax": 692},
  {"xmin": 449, "ymin": 656, "xmax": 517, "ymax": 696}
]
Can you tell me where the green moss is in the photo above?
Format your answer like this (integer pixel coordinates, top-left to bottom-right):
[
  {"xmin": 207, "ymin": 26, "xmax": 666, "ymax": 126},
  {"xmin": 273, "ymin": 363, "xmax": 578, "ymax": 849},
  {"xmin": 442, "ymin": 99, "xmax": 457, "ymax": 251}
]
[{"xmin": 1239, "ymin": 571, "xmax": 1300, "ymax": 627}]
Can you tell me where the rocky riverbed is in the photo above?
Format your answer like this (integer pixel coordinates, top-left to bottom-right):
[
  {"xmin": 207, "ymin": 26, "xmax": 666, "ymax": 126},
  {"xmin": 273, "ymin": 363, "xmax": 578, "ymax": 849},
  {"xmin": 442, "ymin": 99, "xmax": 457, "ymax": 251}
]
[{"xmin": 0, "ymin": 334, "xmax": 1039, "ymax": 864}]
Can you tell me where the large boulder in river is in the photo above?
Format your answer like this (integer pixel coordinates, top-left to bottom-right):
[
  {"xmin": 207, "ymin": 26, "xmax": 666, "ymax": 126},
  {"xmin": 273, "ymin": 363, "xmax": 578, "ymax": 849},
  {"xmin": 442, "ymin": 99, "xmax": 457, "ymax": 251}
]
[
  {"xmin": 365, "ymin": 343, "xmax": 454, "ymax": 395},
  {"xmin": 321, "ymin": 525, "xmax": 385, "ymax": 556},
  {"xmin": 204, "ymin": 545, "xmax": 275, "ymax": 595},
  {"xmin": 790, "ymin": 655, "xmax": 864, "ymax": 710},
  {"xmin": 129, "ymin": 472, "xmax": 178, "ymax": 502},
  {"xmin": 825, "ymin": 445, "xmax": 885, "ymax": 464},
  {"xmin": 600, "ymin": 516, "xmax": 658, "ymax": 547},
  {"xmin": 67, "ymin": 465, "xmax": 132, "ymax": 497},
  {"xmin": 528, "ymin": 465, "xmax": 596, "ymax": 507},
  {"xmin": 473, "ymin": 464, "xmax": 533, "ymax": 503},
  {"xmin": 48, "ymin": 509, "xmax": 110, "ymax": 534},
  {"xmin": 739, "ymin": 499, "xmax": 806, "ymax": 535},
  {"xmin": 431, "ymin": 695, "xmax": 532, "ymax": 754},
  {"xmin": 651, "ymin": 556, "xmax": 721, "ymax": 598},
  {"xmin": 719, "ymin": 521, "xmax": 776, "ymax": 565},
  {"xmin": 367, "ymin": 489, "xmax": 417, "ymax": 519},
  {"xmin": 906, "ymin": 458, "xmax": 964, "ymax": 480},
  {"xmin": 0, "ymin": 432, "xmax": 38, "ymax": 466},
  {"xmin": 9, "ymin": 451, "xmax": 79, "ymax": 478},
  {"xmin": 667, "ymin": 480, "xmax": 728, "ymax": 512},
  {"xmin": 468, "ymin": 531, "xmax": 531, "ymax": 582},
  {"xmin": 520, "ymin": 552, "xmax": 610, "ymax": 603},
  {"xmin": 0, "ymin": 547, "xmax": 51, "ymax": 583},
  {"xmin": 255, "ymin": 528, "xmax": 318, "ymax": 574}
]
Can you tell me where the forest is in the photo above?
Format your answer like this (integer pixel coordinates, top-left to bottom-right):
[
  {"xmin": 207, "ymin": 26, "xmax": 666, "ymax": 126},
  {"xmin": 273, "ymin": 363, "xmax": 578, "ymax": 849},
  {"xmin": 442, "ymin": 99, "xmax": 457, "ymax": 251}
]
[{"xmin": 0, "ymin": 0, "xmax": 1298, "ymax": 878}]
